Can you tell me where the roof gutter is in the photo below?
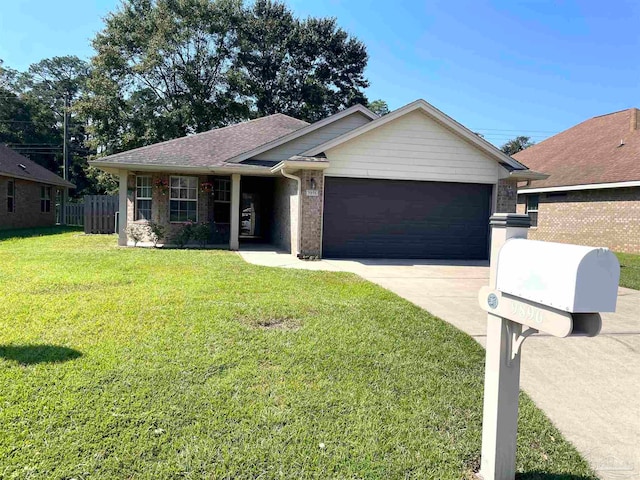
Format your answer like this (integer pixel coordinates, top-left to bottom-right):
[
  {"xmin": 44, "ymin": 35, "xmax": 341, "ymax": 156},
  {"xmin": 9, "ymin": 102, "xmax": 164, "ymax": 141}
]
[
  {"xmin": 270, "ymin": 159, "xmax": 330, "ymax": 174},
  {"xmin": 90, "ymin": 160, "xmax": 277, "ymax": 176},
  {"xmin": 1, "ymin": 171, "xmax": 75, "ymax": 189},
  {"xmin": 508, "ymin": 170, "xmax": 549, "ymax": 181},
  {"xmin": 518, "ymin": 180, "xmax": 640, "ymax": 194}
]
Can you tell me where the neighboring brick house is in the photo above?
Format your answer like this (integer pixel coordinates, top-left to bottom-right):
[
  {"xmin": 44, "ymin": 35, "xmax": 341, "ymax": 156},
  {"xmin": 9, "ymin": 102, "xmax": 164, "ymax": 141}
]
[
  {"xmin": 91, "ymin": 99, "xmax": 543, "ymax": 259},
  {"xmin": 0, "ymin": 145, "xmax": 75, "ymax": 230},
  {"xmin": 514, "ymin": 108, "xmax": 640, "ymax": 254}
]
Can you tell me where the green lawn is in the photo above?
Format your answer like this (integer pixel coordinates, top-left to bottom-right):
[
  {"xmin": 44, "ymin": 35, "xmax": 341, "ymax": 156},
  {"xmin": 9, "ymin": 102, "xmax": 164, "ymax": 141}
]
[
  {"xmin": 616, "ymin": 252, "xmax": 640, "ymax": 290},
  {"xmin": 0, "ymin": 228, "xmax": 596, "ymax": 479}
]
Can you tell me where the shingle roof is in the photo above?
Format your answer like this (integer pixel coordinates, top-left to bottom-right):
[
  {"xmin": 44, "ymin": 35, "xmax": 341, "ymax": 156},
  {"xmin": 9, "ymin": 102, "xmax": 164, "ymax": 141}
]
[
  {"xmin": 515, "ymin": 108, "xmax": 640, "ymax": 189},
  {"xmin": 94, "ymin": 113, "xmax": 309, "ymax": 168},
  {"xmin": 0, "ymin": 144, "xmax": 74, "ymax": 188}
]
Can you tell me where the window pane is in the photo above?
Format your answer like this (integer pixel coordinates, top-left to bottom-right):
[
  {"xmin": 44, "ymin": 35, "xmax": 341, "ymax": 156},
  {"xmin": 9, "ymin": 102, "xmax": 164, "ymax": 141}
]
[
  {"xmin": 136, "ymin": 199, "xmax": 152, "ymax": 220},
  {"xmin": 7, "ymin": 181, "xmax": 14, "ymax": 212},
  {"xmin": 527, "ymin": 194, "xmax": 539, "ymax": 211},
  {"xmin": 137, "ymin": 176, "xmax": 152, "ymax": 199},
  {"xmin": 529, "ymin": 212, "xmax": 538, "ymax": 227}
]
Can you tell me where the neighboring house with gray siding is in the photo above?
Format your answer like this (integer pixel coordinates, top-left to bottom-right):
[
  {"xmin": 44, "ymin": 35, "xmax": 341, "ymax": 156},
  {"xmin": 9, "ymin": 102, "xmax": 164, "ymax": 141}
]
[
  {"xmin": 91, "ymin": 99, "xmax": 544, "ymax": 259},
  {"xmin": 515, "ymin": 108, "xmax": 640, "ymax": 253},
  {"xmin": 0, "ymin": 145, "xmax": 74, "ymax": 230}
]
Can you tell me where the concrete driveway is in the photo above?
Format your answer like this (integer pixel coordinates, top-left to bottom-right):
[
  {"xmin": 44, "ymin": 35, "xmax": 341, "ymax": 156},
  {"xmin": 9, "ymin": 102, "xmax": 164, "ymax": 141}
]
[{"xmin": 240, "ymin": 249, "xmax": 640, "ymax": 480}]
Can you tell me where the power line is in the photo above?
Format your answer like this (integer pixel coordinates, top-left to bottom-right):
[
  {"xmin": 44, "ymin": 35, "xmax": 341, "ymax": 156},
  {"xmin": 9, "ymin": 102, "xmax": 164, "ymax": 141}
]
[{"xmin": 471, "ymin": 128, "xmax": 558, "ymax": 134}]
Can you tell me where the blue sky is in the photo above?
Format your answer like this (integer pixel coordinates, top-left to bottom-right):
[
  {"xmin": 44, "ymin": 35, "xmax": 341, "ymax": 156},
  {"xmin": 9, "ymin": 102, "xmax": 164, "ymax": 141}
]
[{"xmin": 1, "ymin": 0, "xmax": 638, "ymax": 146}]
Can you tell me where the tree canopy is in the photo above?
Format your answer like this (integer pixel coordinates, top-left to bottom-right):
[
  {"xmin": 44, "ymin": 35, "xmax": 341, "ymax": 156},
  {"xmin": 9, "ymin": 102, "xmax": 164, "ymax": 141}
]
[
  {"xmin": 2, "ymin": 0, "xmax": 370, "ymax": 196},
  {"xmin": 81, "ymin": 0, "xmax": 369, "ymax": 155},
  {"xmin": 367, "ymin": 99, "xmax": 390, "ymax": 116},
  {"xmin": 500, "ymin": 135, "xmax": 535, "ymax": 156}
]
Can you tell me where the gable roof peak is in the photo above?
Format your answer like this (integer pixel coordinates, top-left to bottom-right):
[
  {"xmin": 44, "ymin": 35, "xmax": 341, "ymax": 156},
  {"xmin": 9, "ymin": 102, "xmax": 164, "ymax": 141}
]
[{"xmin": 302, "ymin": 98, "xmax": 528, "ymax": 171}]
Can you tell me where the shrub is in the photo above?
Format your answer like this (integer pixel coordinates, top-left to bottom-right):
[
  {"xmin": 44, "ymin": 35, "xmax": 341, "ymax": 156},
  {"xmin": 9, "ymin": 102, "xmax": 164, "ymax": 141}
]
[
  {"xmin": 125, "ymin": 223, "xmax": 146, "ymax": 246},
  {"xmin": 148, "ymin": 222, "xmax": 166, "ymax": 247},
  {"xmin": 173, "ymin": 222, "xmax": 194, "ymax": 248},
  {"xmin": 192, "ymin": 222, "xmax": 210, "ymax": 248}
]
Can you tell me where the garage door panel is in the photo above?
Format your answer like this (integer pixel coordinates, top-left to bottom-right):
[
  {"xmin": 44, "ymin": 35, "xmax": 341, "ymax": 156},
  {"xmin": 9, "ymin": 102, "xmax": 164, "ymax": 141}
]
[{"xmin": 322, "ymin": 177, "xmax": 491, "ymax": 259}]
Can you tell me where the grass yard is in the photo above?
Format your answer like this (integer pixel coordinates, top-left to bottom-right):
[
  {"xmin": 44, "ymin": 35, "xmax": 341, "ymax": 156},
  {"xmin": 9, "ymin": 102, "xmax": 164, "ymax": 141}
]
[
  {"xmin": 0, "ymin": 228, "xmax": 596, "ymax": 479},
  {"xmin": 616, "ymin": 252, "xmax": 640, "ymax": 290}
]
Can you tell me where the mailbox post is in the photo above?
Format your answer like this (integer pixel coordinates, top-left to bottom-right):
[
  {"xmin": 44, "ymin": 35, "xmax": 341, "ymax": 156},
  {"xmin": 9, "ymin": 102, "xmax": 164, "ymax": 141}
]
[
  {"xmin": 478, "ymin": 213, "xmax": 620, "ymax": 480},
  {"xmin": 479, "ymin": 213, "xmax": 531, "ymax": 480}
]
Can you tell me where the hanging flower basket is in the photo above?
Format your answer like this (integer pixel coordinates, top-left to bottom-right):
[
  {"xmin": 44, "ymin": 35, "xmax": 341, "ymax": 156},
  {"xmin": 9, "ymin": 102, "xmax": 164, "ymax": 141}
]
[
  {"xmin": 200, "ymin": 182, "xmax": 214, "ymax": 194},
  {"xmin": 154, "ymin": 178, "xmax": 169, "ymax": 195}
]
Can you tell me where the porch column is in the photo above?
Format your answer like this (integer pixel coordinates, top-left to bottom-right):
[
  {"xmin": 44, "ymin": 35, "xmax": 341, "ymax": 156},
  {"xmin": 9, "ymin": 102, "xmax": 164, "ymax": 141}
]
[
  {"xmin": 229, "ymin": 173, "xmax": 241, "ymax": 250},
  {"xmin": 118, "ymin": 170, "xmax": 128, "ymax": 246}
]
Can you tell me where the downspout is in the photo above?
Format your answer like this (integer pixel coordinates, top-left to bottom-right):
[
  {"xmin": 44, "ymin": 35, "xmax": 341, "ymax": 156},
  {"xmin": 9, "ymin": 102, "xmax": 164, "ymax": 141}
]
[{"xmin": 280, "ymin": 168, "xmax": 302, "ymax": 257}]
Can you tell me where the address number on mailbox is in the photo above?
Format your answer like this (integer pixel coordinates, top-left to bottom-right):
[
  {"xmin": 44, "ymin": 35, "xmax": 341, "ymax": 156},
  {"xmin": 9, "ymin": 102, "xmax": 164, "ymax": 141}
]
[{"xmin": 479, "ymin": 286, "xmax": 573, "ymax": 337}]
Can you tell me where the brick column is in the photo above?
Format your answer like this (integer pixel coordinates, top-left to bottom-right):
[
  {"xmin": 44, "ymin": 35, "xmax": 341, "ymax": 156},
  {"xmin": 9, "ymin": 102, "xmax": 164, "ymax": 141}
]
[
  {"xmin": 297, "ymin": 170, "xmax": 324, "ymax": 258},
  {"xmin": 496, "ymin": 178, "xmax": 518, "ymax": 213}
]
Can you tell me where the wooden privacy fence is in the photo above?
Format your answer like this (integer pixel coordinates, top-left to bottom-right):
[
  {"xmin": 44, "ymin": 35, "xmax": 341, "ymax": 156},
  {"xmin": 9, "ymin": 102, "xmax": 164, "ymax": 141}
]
[
  {"xmin": 84, "ymin": 195, "xmax": 118, "ymax": 234},
  {"xmin": 65, "ymin": 203, "xmax": 85, "ymax": 227}
]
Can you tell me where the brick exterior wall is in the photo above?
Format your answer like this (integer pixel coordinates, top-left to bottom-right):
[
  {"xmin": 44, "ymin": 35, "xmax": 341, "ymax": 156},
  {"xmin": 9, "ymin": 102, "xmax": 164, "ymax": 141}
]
[
  {"xmin": 296, "ymin": 170, "xmax": 324, "ymax": 258},
  {"xmin": 496, "ymin": 178, "xmax": 518, "ymax": 213},
  {"xmin": 0, "ymin": 175, "xmax": 58, "ymax": 230},
  {"xmin": 125, "ymin": 173, "xmax": 210, "ymax": 244},
  {"xmin": 517, "ymin": 187, "xmax": 640, "ymax": 253}
]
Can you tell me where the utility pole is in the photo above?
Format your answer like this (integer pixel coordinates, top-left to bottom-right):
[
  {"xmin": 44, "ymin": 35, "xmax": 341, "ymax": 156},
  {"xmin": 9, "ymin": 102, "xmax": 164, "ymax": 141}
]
[{"xmin": 61, "ymin": 94, "xmax": 69, "ymax": 225}]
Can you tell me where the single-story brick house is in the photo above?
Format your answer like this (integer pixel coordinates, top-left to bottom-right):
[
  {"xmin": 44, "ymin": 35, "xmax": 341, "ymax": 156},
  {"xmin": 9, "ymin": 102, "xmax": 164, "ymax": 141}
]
[
  {"xmin": 0, "ymin": 144, "xmax": 75, "ymax": 230},
  {"xmin": 91, "ymin": 99, "xmax": 544, "ymax": 259},
  {"xmin": 515, "ymin": 108, "xmax": 640, "ymax": 254}
]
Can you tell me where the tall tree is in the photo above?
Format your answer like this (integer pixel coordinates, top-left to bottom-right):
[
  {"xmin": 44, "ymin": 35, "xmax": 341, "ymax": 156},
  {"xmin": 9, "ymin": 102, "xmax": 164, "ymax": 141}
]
[
  {"xmin": 82, "ymin": 0, "xmax": 246, "ymax": 155},
  {"xmin": 236, "ymin": 0, "xmax": 369, "ymax": 122},
  {"xmin": 19, "ymin": 56, "xmax": 93, "ymax": 191},
  {"xmin": 501, "ymin": 135, "xmax": 535, "ymax": 156},
  {"xmin": 82, "ymin": 0, "xmax": 370, "ymax": 155},
  {"xmin": 0, "ymin": 57, "xmax": 111, "ymax": 195},
  {"xmin": 0, "ymin": 59, "xmax": 60, "ymax": 171}
]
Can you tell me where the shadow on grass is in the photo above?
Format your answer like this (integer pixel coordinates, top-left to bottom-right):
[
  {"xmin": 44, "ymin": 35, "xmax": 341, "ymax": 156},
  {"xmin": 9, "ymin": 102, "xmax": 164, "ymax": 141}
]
[
  {"xmin": 0, "ymin": 226, "xmax": 84, "ymax": 241},
  {"xmin": 516, "ymin": 472, "xmax": 598, "ymax": 480},
  {"xmin": 0, "ymin": 344, "xmax": 82, "ymax": 365}
]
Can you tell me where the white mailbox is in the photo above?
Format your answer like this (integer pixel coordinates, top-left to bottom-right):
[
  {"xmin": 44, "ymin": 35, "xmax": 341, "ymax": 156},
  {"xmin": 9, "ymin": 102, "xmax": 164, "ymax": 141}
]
[
  {"xmin": 495, "ymin": 239, "xmax": 620, "ymax": 313},
  {"xmin": 478, "ymin": 215, "xmax": 621, "ymax": 480}
]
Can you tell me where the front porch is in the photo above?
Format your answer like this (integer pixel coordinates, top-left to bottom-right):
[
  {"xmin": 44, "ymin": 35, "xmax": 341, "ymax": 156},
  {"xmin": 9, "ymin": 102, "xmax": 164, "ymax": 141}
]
[{"xmin": 117, "ymin": 165, "xmax": 326, "ymax": 257}]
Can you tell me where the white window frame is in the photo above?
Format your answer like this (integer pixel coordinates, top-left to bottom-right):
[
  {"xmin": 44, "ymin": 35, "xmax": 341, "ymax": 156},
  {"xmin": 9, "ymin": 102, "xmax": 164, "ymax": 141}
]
[
  {"xmin": 136, "ymin": 175, "xmax": 153, "ymax": 221},
  {"xmin": 40, "ymin": 185, "xmax": 52, "ymax": 213},
  {"xmin": 214, "ymin": 177, "xmax": 231, "ymax": 203},
  {"xmin": 169, "ymin": 175, "xmax": 198, "ymax": 223},
  {"xmin": 7, "ymin": 179, "xmax": 15, "ymax": 213},
  {"xmin": 525, "ymin": 194, "xmax": 539, "ymax": 228}
]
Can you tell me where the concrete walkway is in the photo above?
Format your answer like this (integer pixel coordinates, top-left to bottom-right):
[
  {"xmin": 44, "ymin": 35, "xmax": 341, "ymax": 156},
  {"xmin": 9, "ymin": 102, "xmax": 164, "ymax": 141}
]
[{"xmin": 239, "ymin": 248, "xmax": 640, "ymax": 480}]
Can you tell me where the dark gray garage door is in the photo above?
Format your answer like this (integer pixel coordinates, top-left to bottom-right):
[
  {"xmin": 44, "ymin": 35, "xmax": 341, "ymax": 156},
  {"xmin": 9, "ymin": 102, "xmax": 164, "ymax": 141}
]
[{"xmin": 322, "ymin": 177, "xmax": 492, "ymax": 259}]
